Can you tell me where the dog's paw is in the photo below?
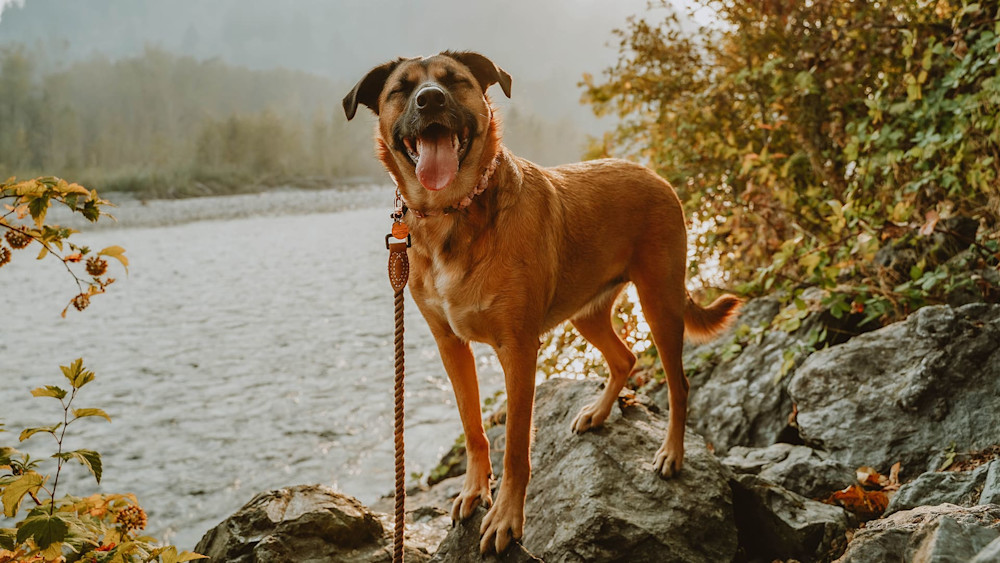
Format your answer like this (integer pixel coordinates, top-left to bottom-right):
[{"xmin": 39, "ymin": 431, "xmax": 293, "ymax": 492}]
[
  {"xmin": 570, "ymin": 400, "xmax": 610, "ymax": 434},
  {"xmin": 653, "ymin": 442, "xmax": 684, "ymax": 478},
  {"xmin": 451, "ymin": 480, "xmax": 493, "ymax": 523},
  {"xmin": 479, "ymin": 489, "xmax": 524, "ymax": 554}
]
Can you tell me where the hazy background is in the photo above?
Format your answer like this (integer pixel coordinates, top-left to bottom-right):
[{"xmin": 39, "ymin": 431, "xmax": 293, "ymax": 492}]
[{"xmin": 0, "ymin": 0, "xmax": 699, "ymax": 195}]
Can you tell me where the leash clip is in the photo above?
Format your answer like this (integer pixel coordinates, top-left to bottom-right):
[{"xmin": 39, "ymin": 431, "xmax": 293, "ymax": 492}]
[{"xmin": 385, "ymin": 233, "xmax": 412, "ymax": 249}]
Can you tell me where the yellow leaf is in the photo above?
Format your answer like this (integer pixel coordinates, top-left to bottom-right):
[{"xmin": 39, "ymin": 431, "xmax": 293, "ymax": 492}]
[
  {"xmin": 62, "ymin": 182, "xmax": 90, "ymax": 196},
  {"xmin": 1, "ymin": 471, "xmax": 46, "ymax": 517},
  {"xmin": 12, "ymin": 180, "xmax": 44, "ymax": 197},
  {"xmin": 98, "ymin": 246, "xmax": 129, "ymax": 273}
]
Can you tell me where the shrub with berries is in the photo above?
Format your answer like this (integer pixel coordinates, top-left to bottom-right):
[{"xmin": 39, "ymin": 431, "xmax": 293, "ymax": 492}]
[
  {"xmin": 1, "ymin": 176, "xmax": 127, "ymax": 315},
  {"xmin": 0, "ymin": 361, "xmax": 205, "ymax": 562}
]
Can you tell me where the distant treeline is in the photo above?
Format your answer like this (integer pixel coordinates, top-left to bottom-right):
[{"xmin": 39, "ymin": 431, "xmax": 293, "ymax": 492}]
[{"xmin": 0, "ymin": 45, "xmax": 586, "ymax": 198}]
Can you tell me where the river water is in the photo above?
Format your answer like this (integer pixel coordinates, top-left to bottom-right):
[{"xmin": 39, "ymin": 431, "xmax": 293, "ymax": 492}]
[{"xmin": 0, "ymin": 187, "xmax": 503, "ymax": 549}]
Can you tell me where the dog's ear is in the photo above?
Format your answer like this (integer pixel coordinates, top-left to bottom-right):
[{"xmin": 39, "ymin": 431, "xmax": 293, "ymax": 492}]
[
  {"xmin": 343, "ymin": 59, "xmax": 400, "ymax": 120},
  {"xmin": 446, "ymin": 51, "xmax": 512, "ymax": 99}
]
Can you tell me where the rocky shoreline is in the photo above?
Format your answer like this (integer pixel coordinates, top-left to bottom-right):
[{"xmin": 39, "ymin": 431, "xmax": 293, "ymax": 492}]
[{"xmin": 194, "ymin": 301, "xmax": 1000, "ymax": 562}]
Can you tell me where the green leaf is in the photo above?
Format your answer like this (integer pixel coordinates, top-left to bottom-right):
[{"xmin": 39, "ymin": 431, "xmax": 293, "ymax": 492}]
[
  {"xmin": 63, "ymin": 193, "xmax": 79, "ymax": 212},
  {"xmin": 73, "ymin": 408, "xmax": 111, "ymax": 423},
  {"xmin": 1, "ymin": 471, "xmax": 46, "ymax": 517},
  {"xmin": 0, "ymin": 527, "xmax": 15, "ymax": 550},
  {"xmin": 31, "ymin": 385, "xmax": 68, "ymax": 400},
  {"xmin": 27, "ymin": 195, "xmax": 49, "ymax": 228},
  {"xmin": 53, "ymin": 449, "xmax": 102, "ymax": 484},
  {"xmin": 16, "ymin": 512, "xmax": 69, "ymax": 549},
  {"xmin": 19, "ymin": 424, "xmax": 61, "ymax": 442}
]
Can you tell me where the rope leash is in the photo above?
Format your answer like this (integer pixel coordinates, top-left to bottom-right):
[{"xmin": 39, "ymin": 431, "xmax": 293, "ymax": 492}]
[{"xmin": 386, "ymin": 196, "xmax": 410, "ymax": 563}]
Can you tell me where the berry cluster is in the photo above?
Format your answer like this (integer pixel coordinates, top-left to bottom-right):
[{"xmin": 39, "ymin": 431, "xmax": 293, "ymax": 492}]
[
  {"xmin": 114, "ymin": 505, "xmax": 148, "ymax": 533},
  {"xmin": 86, "ymin": 256, "xmax": 108, "ymax": 277},
  {"xmin": 5, "ymin": 229, "xmax": 31, "ymax": 249}
]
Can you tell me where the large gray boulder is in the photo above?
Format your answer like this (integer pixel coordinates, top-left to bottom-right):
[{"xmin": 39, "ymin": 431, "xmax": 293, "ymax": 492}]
[
  {"xmin": 435, "ymin": 378, "xmax": 739, "ymax": 563},
  {"xmin": 981, "ymin": 460, "xmax": 1000, "ymax": 505},
  {"xmin": 972, "ymin": 536, "xmax": 1000, "ymax": 563},
  {"xmin": 885, "ymin": 461, "xmax": 997, "ymax": 516},
  {"xmin": 429, "ymin": 507, "xmax": 543, "ymax": 563},
  {"xmin": 671, "ymin": 291, "xmax": 872, "ymax": 455},
  {"xmin": 731, "ymin": 474, "xmax": 852, "ymax": 562},
  {"xmin": 673, "ymin": 296, "xmax": 795, "ymax": 454},
  {"xmin": 722, "ymin": 443, "xmax": 856, "ymax": 500},
  {"xmin": 788, "ymin": 303, "xmax": 1000, "ymax": 473},
  {"xmin": 836, "ymin": 504, "xmax": 1000, "ymax": 563},
  {"xmin": 195, "ymin": 485, "xmax": 439, "ymax": 562}
]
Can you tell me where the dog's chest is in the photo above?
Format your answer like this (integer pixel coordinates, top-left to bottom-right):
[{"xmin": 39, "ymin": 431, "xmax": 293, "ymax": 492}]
[{"xmin": 414, "ymin": 249, "xmax": 496, "ymax": 342}]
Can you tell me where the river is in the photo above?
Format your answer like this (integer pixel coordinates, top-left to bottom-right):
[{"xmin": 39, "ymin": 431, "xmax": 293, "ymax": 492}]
[{"xmin": 0, "ymin": 186, "xmax": 503, "ymax": 549}]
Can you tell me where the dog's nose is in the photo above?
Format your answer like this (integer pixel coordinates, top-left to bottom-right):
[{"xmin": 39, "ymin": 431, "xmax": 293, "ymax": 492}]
[{"xmin": 415, "ymin": 85, "xmax": 447, "ymax": 111}]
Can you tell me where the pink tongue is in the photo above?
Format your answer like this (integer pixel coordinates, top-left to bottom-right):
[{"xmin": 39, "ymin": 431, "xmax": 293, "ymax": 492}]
[{"xmin": 415, "ymin": 134, "xmax": 458, "ymax": 191}]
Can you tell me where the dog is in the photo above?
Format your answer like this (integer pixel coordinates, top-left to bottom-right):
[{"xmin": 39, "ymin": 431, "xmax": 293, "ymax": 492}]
[{"xmin": 343, "ymin": 51, "xmax": 740, "ymax": 554}]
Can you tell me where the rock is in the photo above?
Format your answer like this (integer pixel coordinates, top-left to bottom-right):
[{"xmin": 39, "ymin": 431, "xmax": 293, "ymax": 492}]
[
  {"xmin": 423, "ymin": 424, "xmax": 506, "ymax": 487},
  {"xmin": 980, "ymin": 460, "xmax": 1000, "ymax": 505},
  {"xmin": 885, "ymin": 461, "xmax": 994, "ymax": 516},
  {"xmin": 672, "ymin": 291, "xmax": 873, "ymax": 455},
  {"xmin": 972, "ymin": 536, "xmax": 1000, "ymax": 563},
  {"xmin": 432, "ymin": 378, "xmax": 739, "ymax": 562},
  {"xmin": 788, "ymin": 303, "xmax": 1000, "ymax": 473},
  {"xmin": 837, "ymin": 504, "xmax": 1000, "ymax": 563},
  {"xmin": 195, "ymin": 484, "xmax": 436, "ymax": 562},
  {"xmin": 723, "ymin": 443, "xmax": 856, "ymax": 499},
  {"xmin": 670, "ymin": 296, "xmax": 795, "ymax": 454},
  {"xmin": 429, "ymin": 507, "xmax": 543, "ymax": 563},
  {"xmin": 731, "ymin": 474, "xmax": 852, "ymax": 562}
]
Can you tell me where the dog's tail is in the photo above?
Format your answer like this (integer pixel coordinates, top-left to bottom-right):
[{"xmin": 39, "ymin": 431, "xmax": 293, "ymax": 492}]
[{"xmin": 683, "ymin": 291, "xmax": 742, "ymax": 343}]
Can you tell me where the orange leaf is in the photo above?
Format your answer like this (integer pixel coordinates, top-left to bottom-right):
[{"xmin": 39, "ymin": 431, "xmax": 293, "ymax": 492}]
[
  {"xmin": 826, "ymin": 484, "xmax": 888, "ymax": 520},
  {"xmin": 856, "ymin": 466, "xmax": 883, "ymax": 487},
  {"xmin": 66, "ymin": 252, "xmax": 83, "ymax": 262}
]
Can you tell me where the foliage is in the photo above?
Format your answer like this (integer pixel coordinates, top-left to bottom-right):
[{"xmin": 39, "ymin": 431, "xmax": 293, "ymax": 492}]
[
  {"xmin": 582, "ymin": 0, "xmax": 1000, "ymax": 322},
  {"xmin": 0, "ymin": 45, "xmax": 383, "ymax": 197},
  {"xmin": 0, "ymin": 44, "xmax": 588, "ymax": 198},
  {"xmin": 0, "ymin": 361, "xmax": 205, "ymax": 563},
  {"xmin": 0, "ymin": 176, "xmax": 126, "ymax": 316}
]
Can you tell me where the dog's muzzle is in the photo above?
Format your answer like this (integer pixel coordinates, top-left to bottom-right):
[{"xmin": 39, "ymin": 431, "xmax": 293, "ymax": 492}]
[{"xmin": 397, "ymin": 83, "xmax": 473, "ymax": 192}]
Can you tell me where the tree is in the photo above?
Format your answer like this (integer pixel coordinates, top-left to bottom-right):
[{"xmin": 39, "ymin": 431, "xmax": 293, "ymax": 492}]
[{"xmin": 583, "ymin": 0, "xmax": 999, "ymax": 322}]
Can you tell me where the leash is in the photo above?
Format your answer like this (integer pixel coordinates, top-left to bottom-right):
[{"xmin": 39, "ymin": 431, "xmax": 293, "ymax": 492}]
[{"xmin": 386, "ymin": 191, "xmax": 410, "ymax": 563}]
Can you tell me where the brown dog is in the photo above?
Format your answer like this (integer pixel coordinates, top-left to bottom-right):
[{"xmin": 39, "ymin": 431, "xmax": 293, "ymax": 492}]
[{"xmin": 343, "ymin": 51, "xmax": 740, "ymax": 554}]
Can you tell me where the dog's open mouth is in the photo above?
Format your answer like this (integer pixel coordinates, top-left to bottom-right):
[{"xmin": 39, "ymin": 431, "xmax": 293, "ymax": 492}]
[{"xmin": 402, "ymin": 123, "xmax": 471, "ymax": 191}]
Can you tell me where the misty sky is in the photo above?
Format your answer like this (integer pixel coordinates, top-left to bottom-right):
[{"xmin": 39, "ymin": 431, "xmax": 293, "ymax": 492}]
[{"xmin": 0, "ymin": 0, "xmax": 712, "ymax": 135}]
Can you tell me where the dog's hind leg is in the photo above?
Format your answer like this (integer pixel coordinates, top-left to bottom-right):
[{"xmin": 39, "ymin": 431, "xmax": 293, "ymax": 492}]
[
  {"xmin": 633, "ymin": 270, "xmax": 689, "ymax": 478},
  {"xmin": 570, "ymin": 284, "xmax": 638, "ymax": 433}
]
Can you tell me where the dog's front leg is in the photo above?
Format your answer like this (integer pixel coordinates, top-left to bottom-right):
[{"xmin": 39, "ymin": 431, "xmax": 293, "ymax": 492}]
[
  {"xmin": 432, "ymin": 331, "xmax": 495, "ymax": 522},
  {"xmin": 480, "ymin": 337, "xmax": 538, "ymax": 554}
]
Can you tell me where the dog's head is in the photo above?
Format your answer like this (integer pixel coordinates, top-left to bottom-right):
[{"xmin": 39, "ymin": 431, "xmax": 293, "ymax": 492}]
[{"xmin": 343, "ymin": 51, "xmax": 511, "ymax": 202}]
